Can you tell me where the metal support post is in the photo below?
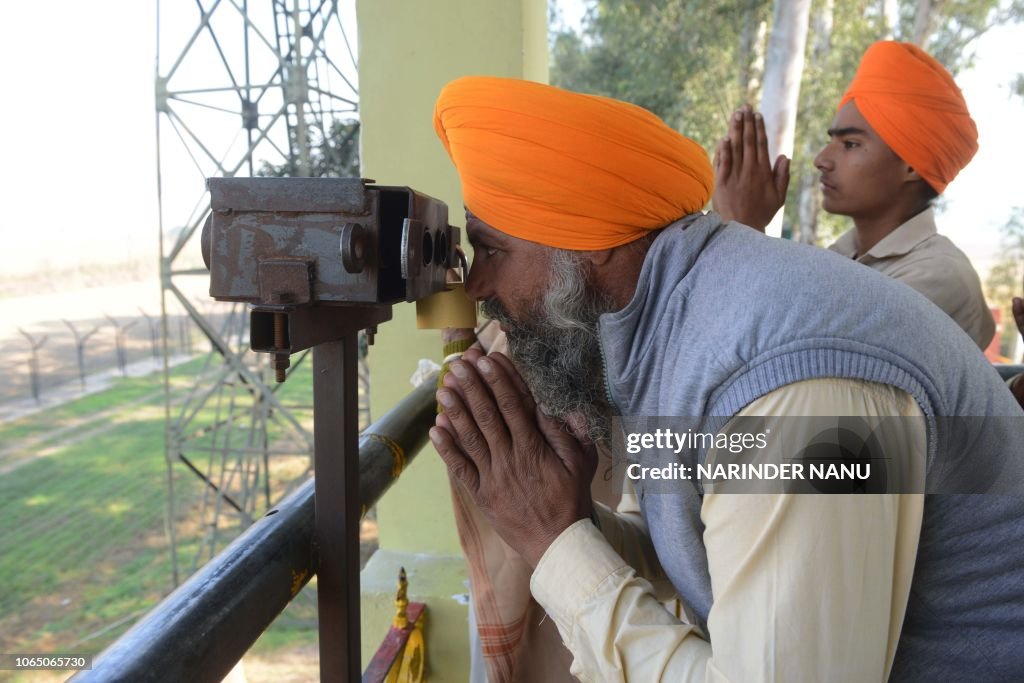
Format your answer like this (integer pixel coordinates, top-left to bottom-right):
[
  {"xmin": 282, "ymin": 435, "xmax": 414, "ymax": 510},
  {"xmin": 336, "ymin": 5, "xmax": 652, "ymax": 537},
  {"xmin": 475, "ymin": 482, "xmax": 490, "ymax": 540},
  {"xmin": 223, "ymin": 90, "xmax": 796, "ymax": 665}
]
[
  {"xmin": 106, "ymin": 314, "xmax": 138, "ymax": 376},
  {"xmin": 18, "ymin": 328, "xmax": 48, "ymax": 403},
  {"xmin": 140, "ymin": 308, "xmax": 162, "ymax": 360},
  {"xmin": 62, "ymin": 319, "xmax": 99, "ymax": 390},
  {"xmin": 313, "ymin": 334, "xmax": 362, "ymax": 682}
]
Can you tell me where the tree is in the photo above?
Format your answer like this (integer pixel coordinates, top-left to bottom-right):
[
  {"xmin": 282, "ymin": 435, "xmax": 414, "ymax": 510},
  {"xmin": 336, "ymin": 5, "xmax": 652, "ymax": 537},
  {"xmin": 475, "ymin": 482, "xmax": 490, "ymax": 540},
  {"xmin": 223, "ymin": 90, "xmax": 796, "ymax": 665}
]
[
  {"xmin": 550, "ymin": 0, "xmax": 774, "ymax": 153},
  {"xmin": 760, "ymin": 0, "xmax": 813, "ymax": 171},
  {"xmin": 794, "ymin": 0, "xmax": 834, "ymax": 243},
  {"xmin": 258, "ymin": 118, "xmax": 360, "ymax": 178},
  {"xmin": 786, "ymin": 0, "xmax": 880, "ymax": 244},
  {"xmin": 881, "ymin": 0, "xmax": 900, "ymax": 36},
  {"xmin": 907, "ymin": 0, "xmax": 1024, "ymax": 71},
  {"xmin": 759, "ymin": 0, "xmax": 812, "ymax": 236}
]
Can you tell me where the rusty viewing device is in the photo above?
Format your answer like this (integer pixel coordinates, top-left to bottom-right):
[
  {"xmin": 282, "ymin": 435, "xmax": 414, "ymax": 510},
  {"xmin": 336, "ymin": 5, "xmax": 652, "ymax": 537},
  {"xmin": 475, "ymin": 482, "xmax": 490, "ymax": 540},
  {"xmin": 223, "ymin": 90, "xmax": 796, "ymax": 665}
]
[
  {"xmin": 201, "ymin": 177, "xmax": 458, "ymax": 380},
  {"xmin": 201, "ymin": 177, "xmax": 456, "ymax": 682}
]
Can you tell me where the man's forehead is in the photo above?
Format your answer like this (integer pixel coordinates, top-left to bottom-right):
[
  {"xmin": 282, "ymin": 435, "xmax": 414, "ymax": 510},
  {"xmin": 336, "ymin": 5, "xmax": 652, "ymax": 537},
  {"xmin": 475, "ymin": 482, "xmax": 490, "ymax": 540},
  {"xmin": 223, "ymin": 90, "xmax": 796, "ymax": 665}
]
[
  {"xmin": 465, "ymin": 211, "xmax": 510, "ymax": 243},
  {"xmin": 464, "ymin": 209, "xmax": 558, "ymax": 257},
  {"xmin": 830, "ymin": 101, "xmax": 879, "ymax": 137}
]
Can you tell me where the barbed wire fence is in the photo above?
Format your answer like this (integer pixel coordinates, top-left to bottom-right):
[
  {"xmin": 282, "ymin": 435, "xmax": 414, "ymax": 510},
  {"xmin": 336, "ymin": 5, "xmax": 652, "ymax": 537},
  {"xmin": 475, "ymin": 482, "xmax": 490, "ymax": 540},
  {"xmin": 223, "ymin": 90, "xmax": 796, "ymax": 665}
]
[{"xmin": 2, "ymin": 307, "xmax": 208, "ymax": 409}]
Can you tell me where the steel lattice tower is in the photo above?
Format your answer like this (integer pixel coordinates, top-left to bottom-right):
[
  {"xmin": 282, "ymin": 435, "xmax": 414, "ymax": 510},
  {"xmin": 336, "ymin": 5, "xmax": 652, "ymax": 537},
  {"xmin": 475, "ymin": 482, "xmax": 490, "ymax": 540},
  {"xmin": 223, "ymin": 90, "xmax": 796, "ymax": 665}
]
[{"xmin": 154, "ymin": 0, "xmax": 362, "ymax": 584}]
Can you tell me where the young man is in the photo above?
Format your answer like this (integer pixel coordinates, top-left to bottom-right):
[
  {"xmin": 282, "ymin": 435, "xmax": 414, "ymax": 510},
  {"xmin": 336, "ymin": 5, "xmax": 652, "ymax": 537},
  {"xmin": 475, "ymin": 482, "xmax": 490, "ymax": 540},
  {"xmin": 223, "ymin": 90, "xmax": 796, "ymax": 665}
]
[
  {"xmin": 430, "ymin": 75, "xmax": 1023, "ymax": 682},
  {"xmin": 713, "ymin": 41, "xmax": 995, "ymax": 349}
]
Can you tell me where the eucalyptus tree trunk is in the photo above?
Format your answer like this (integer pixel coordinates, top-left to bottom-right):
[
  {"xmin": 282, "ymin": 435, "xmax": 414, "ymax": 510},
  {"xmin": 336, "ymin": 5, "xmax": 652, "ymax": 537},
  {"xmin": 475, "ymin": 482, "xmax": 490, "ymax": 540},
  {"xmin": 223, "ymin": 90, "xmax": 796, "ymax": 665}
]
[
  {"xmin": 739, "ymin": 10, "xmax": 768, "ymax": 103},
  {"xmin": 881, "ymin": 0, "xmax": 900, "ymax": 38},
  {"xmin": 796, "ymin": 0, "xmax": 833, "ymax": 244},
  {"xmin": 912, "ymin": 0, "xmax": 942, "ymax": 45},
  {"xmin": 760, "ymin": 0, "xmax": 813, "ymax": 237}
]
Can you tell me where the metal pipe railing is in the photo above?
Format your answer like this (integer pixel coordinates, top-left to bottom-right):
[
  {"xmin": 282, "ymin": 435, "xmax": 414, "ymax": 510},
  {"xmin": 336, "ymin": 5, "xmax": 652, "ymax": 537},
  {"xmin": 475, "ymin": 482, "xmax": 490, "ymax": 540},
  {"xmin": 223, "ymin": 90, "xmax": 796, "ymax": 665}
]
[{"xmin": 72, "ymin": 375, "xmax": 438, "ymax": 683}]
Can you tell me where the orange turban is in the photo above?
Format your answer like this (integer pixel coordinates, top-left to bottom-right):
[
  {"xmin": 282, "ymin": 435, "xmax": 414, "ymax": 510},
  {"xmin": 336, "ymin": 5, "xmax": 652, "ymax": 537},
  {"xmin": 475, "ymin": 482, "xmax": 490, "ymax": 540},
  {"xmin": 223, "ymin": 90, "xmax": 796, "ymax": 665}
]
[
  {"xmin": 839, "ymin": 41, "xmax": 977, "ymax": 194},
  {"xmin": 433, "ymin": 77, "xmax": 713, "ymax": 250}
]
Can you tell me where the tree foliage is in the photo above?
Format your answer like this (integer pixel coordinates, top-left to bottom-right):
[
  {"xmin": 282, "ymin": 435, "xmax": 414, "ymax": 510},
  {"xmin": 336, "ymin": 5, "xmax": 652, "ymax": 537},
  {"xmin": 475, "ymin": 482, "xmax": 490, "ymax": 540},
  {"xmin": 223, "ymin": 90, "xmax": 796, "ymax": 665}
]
[
  {"xmin": 909, "ymin": 0, "xmax": 1024, "ymax": 71},
  {"xmin": 258, "ymin": 118, "xmax": 360, "ymax": 178},
  {"xmin": 551, "ymin": 0, "xmax": 774, "ymax": 152}
]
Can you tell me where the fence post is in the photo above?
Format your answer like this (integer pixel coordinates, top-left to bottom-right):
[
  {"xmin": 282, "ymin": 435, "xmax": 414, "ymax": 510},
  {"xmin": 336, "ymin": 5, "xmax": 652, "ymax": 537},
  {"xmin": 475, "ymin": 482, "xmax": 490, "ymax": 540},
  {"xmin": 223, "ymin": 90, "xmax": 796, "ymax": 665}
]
[
  {"xmin": 178, "ymin": 316, "xmax": 192, "ymax": 356},
  {"xmin": 105, "ymin": 314, "xmax": 139, "ymax": 377},
  {"xmin": 63, "ymin": 319, "xmax": 100, "ymax": 391},
  {"xmin": 140, "ymin": 308, "xmax": 161, "ymax": 360},
  {"xmin": 17, "ymin": 328, "xmax": 48, "ymax": 403}
]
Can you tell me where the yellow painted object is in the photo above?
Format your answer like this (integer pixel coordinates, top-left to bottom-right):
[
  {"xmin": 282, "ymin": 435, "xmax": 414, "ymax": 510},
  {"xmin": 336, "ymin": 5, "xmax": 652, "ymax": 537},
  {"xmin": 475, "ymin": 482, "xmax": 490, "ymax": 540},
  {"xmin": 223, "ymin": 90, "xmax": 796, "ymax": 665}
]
[
  {"xmin": 394, "ymin": 568, "xmax": 410, "ymax": 630},
  {"xmin": 364, "ymin": 433, "xmax": 408, "ymax": 479},
  {"xmin": 397, "ymin": 616, "xmax": 426, "ymax": 683},
  {"xmin": 383, "ymin": 568, "xmax": 426, "ymax": 683},
  {"xmin": 416, "ymin": 283, "xmax": 478, "ymax": 330}
]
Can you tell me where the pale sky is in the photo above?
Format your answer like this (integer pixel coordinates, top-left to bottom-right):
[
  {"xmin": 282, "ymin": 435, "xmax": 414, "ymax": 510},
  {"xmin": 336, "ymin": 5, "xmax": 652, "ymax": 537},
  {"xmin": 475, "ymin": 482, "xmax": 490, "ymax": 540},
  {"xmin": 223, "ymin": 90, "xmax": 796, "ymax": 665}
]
[
  {"xmin": 940, "ymin": 23, "xmax": 1024, "ymax": 271},
  {"xmin": 0, "ymin": 1, "xmax": 1020, "ymax": 280},
  {"xmin": 0, "ymin": 1, "xmax": 158, "ymax": 276}
]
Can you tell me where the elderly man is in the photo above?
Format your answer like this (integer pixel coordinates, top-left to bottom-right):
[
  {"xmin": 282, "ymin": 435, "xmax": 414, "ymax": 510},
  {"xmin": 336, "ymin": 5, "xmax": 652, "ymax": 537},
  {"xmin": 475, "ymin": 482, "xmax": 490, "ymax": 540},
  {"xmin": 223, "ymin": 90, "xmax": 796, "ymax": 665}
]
[
  {"xmin": 713, "ymin": 41, "xmax": 995, "ymax": 349},
  {"xmin": 430, "ymin": 75, "xmax": 1023, "ymax": 682}
]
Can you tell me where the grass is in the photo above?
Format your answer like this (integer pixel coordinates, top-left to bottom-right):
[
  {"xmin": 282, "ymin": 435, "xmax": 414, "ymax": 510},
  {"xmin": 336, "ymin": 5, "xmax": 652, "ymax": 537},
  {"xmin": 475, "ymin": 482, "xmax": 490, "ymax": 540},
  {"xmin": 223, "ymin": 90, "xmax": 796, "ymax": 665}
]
[
  {"xmin": 0, "ymin": 376, "xmax": 168, "ymax": 445},
  {"xmin": 0, "ymin": 355, "xmax": 324, "ymax": 682}
]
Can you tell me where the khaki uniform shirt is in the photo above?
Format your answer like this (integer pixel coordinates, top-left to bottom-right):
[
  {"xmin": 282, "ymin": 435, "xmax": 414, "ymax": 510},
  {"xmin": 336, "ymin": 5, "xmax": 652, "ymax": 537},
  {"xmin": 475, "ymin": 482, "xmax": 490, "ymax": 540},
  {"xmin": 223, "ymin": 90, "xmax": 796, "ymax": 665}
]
[
  {"xmin": 828, "ymin": 208, "xmax": 995, "ymax": 349},
  {"xmin": 530, "ymin": 378, "xmax": 925, "ymax": 682}
]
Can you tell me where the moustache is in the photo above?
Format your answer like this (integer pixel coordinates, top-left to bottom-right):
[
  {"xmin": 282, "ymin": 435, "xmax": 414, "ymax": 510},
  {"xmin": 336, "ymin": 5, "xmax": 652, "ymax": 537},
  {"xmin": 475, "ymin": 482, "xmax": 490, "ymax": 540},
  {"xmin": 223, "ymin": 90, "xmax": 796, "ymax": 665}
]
[
  {"xmin": 481, "ymin": 298, "xmax": 536, "ymax": 336},
  {"xmin": 480, "ymin": 298, "xmax": 508, "ymax": 322}
]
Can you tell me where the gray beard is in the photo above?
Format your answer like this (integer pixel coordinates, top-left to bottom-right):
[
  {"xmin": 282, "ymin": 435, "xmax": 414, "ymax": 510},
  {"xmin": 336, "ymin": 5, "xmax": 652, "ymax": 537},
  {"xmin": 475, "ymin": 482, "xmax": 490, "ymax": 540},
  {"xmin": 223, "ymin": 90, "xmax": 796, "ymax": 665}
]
[{"xmin": 481, "ymin": 250, "xmax": 616, "ymax": 444}]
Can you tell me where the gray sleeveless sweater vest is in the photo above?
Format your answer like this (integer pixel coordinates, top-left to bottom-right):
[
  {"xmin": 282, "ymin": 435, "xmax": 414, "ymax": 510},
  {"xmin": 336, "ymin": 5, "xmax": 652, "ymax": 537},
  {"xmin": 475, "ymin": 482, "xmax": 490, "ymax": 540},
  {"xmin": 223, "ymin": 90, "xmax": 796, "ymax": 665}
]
[{"xmin": 598, "ymin": 214, "xmax": 1024, "ymax": 681}]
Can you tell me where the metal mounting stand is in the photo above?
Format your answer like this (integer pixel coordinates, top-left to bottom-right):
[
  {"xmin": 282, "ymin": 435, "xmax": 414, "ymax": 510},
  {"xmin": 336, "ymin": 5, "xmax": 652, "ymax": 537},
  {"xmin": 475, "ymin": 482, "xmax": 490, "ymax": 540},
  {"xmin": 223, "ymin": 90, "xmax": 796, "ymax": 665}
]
[
  {"xmin": 204, "ymin": 173, "xmax": 455, "ymax": 681},
  {"xmin": 261, "ymin": 304, "xmax": 392, "ymax": 681}
]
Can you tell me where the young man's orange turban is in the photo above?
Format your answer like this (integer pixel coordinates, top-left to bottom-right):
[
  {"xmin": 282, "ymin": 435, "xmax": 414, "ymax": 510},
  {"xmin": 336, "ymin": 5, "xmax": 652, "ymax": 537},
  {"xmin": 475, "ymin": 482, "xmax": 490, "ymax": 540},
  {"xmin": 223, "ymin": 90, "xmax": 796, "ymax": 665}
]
[
  {"xmin": 433, "ymin": 77, "xmax": 713, "ymax": 251},
  {"xmin": 839, "ymin": 41, "xmax": 977, "ymax": 194}
]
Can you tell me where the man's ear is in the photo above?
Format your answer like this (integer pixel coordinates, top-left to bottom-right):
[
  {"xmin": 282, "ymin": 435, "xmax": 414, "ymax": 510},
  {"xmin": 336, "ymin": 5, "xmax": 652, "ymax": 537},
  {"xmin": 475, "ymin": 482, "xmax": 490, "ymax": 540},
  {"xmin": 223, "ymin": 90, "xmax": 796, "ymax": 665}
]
[
  {"xmin": 585, "ymin": 249, "xmax": 614, "ymax": 266},
  {"xmin": 590, "ymin": 240, "xmax": 651, "ymax": 309},
  {"xmin": 905, "ymin": 166, "xmax": 938, "ymax": 201},
  {"xmin": 904, "ymin": 165, "xmax": 924, "ymax": 184}
]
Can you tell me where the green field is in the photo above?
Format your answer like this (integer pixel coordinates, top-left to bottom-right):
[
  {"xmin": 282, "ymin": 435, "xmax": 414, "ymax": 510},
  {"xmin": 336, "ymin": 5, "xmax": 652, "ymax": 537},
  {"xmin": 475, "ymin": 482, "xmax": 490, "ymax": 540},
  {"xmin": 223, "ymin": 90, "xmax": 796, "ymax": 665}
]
[{"xmin": 0, "ymin": 357, "xmax": 323, "ymax": 682}]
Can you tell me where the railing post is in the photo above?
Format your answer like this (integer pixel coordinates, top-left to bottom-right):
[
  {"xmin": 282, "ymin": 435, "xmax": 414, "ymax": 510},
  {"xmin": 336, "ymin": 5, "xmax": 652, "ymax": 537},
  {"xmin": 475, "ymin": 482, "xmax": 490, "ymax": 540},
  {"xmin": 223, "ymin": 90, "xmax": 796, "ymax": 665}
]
[{"xmin": 313, "ymin": 335, "xmax": 363, "ymax": 681}]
